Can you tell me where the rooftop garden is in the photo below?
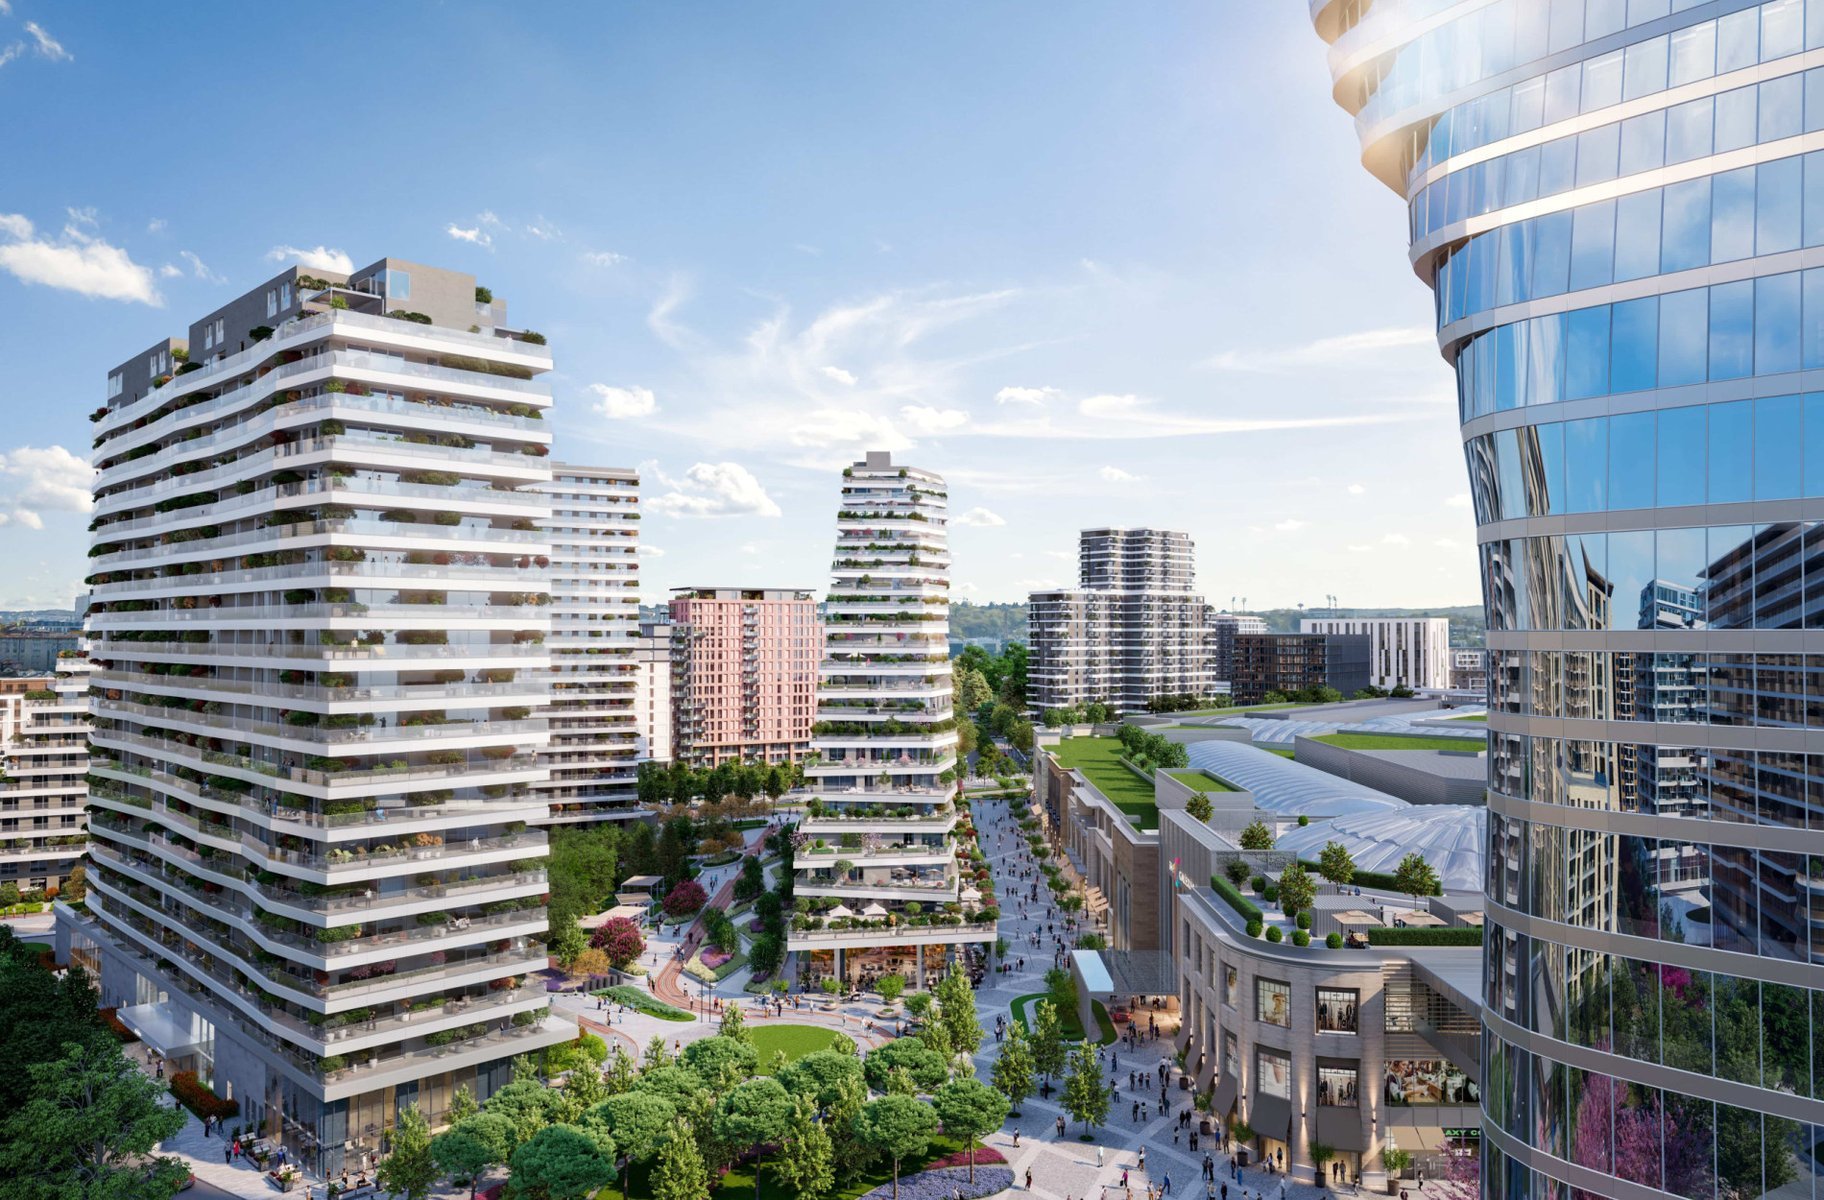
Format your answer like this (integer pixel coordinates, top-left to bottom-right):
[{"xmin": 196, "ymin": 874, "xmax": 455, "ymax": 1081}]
[
  {"xmin": 1168, "ymin": 768, "xmax": 1237, "ymax": 792},
  {"xmin": 1307, "ymin": 733, "xmax": 1484, "ymax": 752},
  {"xmin": 1053, "ymin": 736, "xmax": 1158, "ymax": 827}
]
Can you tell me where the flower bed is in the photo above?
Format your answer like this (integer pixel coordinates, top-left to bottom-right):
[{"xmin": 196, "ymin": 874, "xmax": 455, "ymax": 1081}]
[
  {"xmin": 99, "ymin": 1007, "xmax": 139, "ymax": 1043},
  {"xmin": 856, "ymin": 1165, "xmax": 1013, "ymax": 1200},
  {"xmin": 684, "ymin": 946, "xmax": 747, "ymax": 983},
  {"xmin": 169, "ymin": 1070, "xmax": 240, "ymax": 1121},
  {"xmin": 927, "ymin": 1146, "xmax": 1008, "ymax": 1169}
]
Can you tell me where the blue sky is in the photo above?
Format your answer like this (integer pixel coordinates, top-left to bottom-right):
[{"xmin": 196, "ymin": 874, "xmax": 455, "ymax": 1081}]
[{"xmin": 0, "ymin": 2, "xmax": 1475, "ymax": 611}]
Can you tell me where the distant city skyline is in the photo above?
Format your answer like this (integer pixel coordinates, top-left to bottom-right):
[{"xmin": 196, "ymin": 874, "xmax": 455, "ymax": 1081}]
[{"xmin": 0, "ymin": 3, "xmax": 1475, "ymax": 610}]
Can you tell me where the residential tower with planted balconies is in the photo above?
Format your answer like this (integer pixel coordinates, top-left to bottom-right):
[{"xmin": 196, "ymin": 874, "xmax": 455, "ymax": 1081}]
[
  {"xmin": 790, "ymin": 450, "xmax": 993, "ymax": 986},
  {"xmin": 60, "ymin": 258, "xmax": 572, "ymax": 1176}
]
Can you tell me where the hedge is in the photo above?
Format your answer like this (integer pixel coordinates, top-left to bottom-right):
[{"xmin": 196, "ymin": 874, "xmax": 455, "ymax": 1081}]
[
  {"xmin": 1361, "ymin": 926, "xmax": 1483, "ymax": 946},
  {"xmin": 170, "ymin": 1070, "xmax": 240, "ymax": 1121},
  {"xmin": 1299, "ymin": 860, "xmax": 1442, "ymax": 897},
  {"xmin": 592, "ymin": 985, "xmax": 692, "ymax": 1021},
  {"xmin": 1209, "ymin": 874, "xmax": 1262, "ymax": 924}
]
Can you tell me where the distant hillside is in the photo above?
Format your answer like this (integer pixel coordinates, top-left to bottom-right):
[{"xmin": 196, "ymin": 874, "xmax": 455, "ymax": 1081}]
[{"xmin": 948, "ymin": 601, "xmax": 1029, "ymax": 643}]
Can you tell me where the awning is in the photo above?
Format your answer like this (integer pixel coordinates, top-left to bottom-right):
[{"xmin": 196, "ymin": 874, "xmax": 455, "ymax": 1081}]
[
  {"xmin": 1317, "ymin": 1107, "xmax": 1366, "ymax": 1151},
  {"xmin": 118, "ymin": 1001, "xmax": 206, "ymax": 1056},
  {"xmin": 1212, "ymin": 1075, "xmax": 1239, "ymax": 1118},
  {"xmin": 1384, "ymin": 1123, "xmax": 1455, "ymax": 1153},
  {"xmin": 1070, "ymin": 949, "xmax": 1115, "ymax": 993},
  {"xmin": 1248, "ymin": 1094, "xmax": 1293, "ymax": 1141}
]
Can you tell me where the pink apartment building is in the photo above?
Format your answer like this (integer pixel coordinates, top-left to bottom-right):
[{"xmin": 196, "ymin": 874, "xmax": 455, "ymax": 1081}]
[{"xmin": 668, "ymin": 587, "xmax": 820, "ymax": 766}]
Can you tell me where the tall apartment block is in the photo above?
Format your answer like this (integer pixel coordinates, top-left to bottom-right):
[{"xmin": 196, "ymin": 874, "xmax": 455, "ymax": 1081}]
[
  {"xmin": 0, "ymin": 658, "xmax": 91, "ymax": 890},
  {"xmin": 1297, "ymin": 616, "xmax": 1451, "ymax": 690},
  {"xmin": 668, "ymin": 587, "xmax": 819, "ymax": 767},
  {"xmin": 1029, "ymin": 527, "xmax": 1217, "ymax": 715},
  {"xmin": 1230, "ymin": 632, "xmax": 1369, "ymax": 704},
  {"xmin": 63, "ymin": 258, "xmax": 572, "ymax": 1173},
  {"xmin": 532, "ymin": 465, "xmax": 642, "ymax": 824},
  {"xmin": 1310, "ymin": 3, "xmax": 1824, "ymax": 1197},
  {"xmin": 792, "ymin": 451, "xmax": 990, "ymax": 982},
  {"xmin": 1208, "ymin": 611, "xmax": 1268, "ymax": 686},
  {"xmin": 634, "ymin": 621, "xmax": 673, "ymax": 763}
]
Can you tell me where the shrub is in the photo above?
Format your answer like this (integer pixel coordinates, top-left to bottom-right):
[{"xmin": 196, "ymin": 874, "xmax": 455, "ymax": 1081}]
[
  {"xmin": 1296, "ymin": 911, "xmax": 1312, "ymax": 930},
  {"xmin": 1223, "ymin": 860, "xmax": 1251, "ymax": 886},
  {"xmin": 1326, "ymin": 932, "xmax": 1344, "ymax": 949},
  {"xmin": 1265, "ymin": 926, "xmax": 1284, "ymax": 943},
  {"xmin": 1291, "ymin": 930, "xmax": 1311, "ymax": 947},
  {"xmin": 1209, "ymin": 874, "xmax": 1262, "ymax": 925},
  {"xmin": 169, "ymin": 1070, "xmax": 240, "ymax": 1121},
  {"xmin": 1245, "ymin": 920, "xmax": 1263, "ymax": 939},
  {"xmin": 589, "ymin": 917, "xmax": 646, "ymax": 968},
  {"xmin": 593, "ymin": 985, "xmax": 690, "ymax": 1021},
  {"xmin": 1361, "ymin": 927, "xmax": 1483, "ymax": 946}
]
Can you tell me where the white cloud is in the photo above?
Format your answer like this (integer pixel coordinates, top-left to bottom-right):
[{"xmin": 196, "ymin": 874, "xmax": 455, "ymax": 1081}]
[
  {"xmin": 158, "ymin": 263, "xmax": 182, "ymax": 279},
  {"xmin": 636, "ymin": 544, "xmax": 666, "ymax": 558},
  {"xmin": 1274, "ymin": 518, "xmax": 1306, "ymax": 532},
  {"xmin": 953, "ymin": 581, "xmax": 980, "ymax": 595},
  {"xmin": 1347, "ymin": 544, "xmax": 1373, "ymax": 553},
  {"xmin": 445, "ymin": 224, "xmax": 491, "ymax": 247},
  {"xmin": 64, "ymin": 207, "xmax": 97, "ymax": 229},
  {"xmin": 645, "ymin": 461, "xmax": 782, "ymax": 519},
  {"xmin": 794, "ymin": 243, "xmax": 823, "ymax": 257},
  {"xmin": 0, "ymin": 3, "xmax": 12, "ymax": 17},
  {"xmin": 581, "ymin": 250, "xmax": 627, "ymax": 268},
  {"xmin": 821, "ymin": 365, "xmax": 857, "ymax": 386},
  {"xmin": 1445, "ymin": 493, "xmax": 1471, "ymax": 509},
  {"xmin": 23, "ymin": 21, "xmax": 68, "ymax": 61},
  {"xmin": 523, "ymin": 221, "xmax": 560, "ymax": 241},
  {"xmin": 1347, "ymin": 483, "xmax": 1366, "ymax": 495},
  {"xmin": 952, "ymin": 507, "xmax": 1006, "ymax": 527},
  {"xmin": 1433, "ymin": 537, "xmax": 1460, "ymax": 549},
  {"xmin": 267, "ymin": 245, "xmax": 353, "ymax": 274},
  {"xmin": 1044, "ymin": 550, "xmax": 1073, "ymax": 561},
  {"xmin": 1382, "ymin": 533, "xmax": 1411, "ymax": 546},
  {"xmin": 0, "ymin": 445, "xmax": 93, "ymax": 528},
  {"xmin": 1013, "ymin": 578, "xmax": 1063, "ymax": 591},
  {"xmin": 0, "ymin": 43, "xmax": 22, "ymax": 69},
  {"xmin": 787, "ymin": 409, "xmax": 911, "ymax": 452},
  {"xmin": 179, "ymin": 250, "xmax": 224, "ymax": 284},
  {"xmin": 898, "ymin": 405, "xmax": 967, "ymax": 435},
  {"xmin": 995, "ymin": 385, "xmax": 1058, "ymax": 406},
  {"xmin": 146, "ymin": 218, "xmax": 165, "ymax": 234},
  {"xmin": 589, "ymin": 384, "xmax": 658, "ymax": 420},
  {"xmin": 647, "ymin": 277, "xmax": 694, "ymax": 350},
  {"xmin": 1098, "ymin": 466, "xmax": 1139, "ymax": 483},
  {"xmin": 1206, "ymin": 325, "xmax": 1434, "ymax": 372},
  {"xmin": 0, "ymin": 213, "xmax": 160, "ymax": 305}
]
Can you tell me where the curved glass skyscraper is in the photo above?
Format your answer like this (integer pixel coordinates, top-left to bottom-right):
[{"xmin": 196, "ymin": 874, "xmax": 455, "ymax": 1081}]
[{"xmin": 1314, "ymin": 4, "xmax": 1824, "ymax": 1200}]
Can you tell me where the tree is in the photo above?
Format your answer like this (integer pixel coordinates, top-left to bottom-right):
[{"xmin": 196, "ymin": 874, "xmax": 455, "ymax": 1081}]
[
  {"xmin": 854, "ymin": 1095, "xmax": 940, "ymax": 1200},
  {"xmin": 682, "ymin": 1036, "xmax": 759, "ymax": 1094},
  {"xmin": 1309, "ymin": 1141, "xmax": 1336, "ymax": 1184},
  {"xmin": 1031, "ymin": 999, "xmax": 1067, "ymax": 1084},
  {"xmin": 1317, "ymin": 841, "xmax": 1356, "ymax": 888},
  {"xmin": 1007, "ymin": 719, "xmax": 1035, "ymax": 755},
  {"xmin": 1239, "ymin": 819, "xmax": 1274, "ymax": 850},
  {"xmin": 877, "ymin": 973, "xmax": 906, "ymax": 1007},
  {"xmin": 1041, "ymin": 708, "xmax": 1066, "ymax": 729},
  {"xmin": 663, "ymin": 878, "xmax": 708, "ymax": 918},
  {"xmin": 1393, "ymin": 852, "xmax": 1440, "ymax": 904},
  {"xmin": 433, "ymin": 1118, "xmax": 509, "ymax": 1200},
  {"xmin": 486, "ymin": 1078, "xmax": 568, "ymax": 1152},
  {"xmin": 931, "ymin": 1077, "xmax": 1010, "ymax": 1183},
  {"xmin": 508, "ymin": 1123, "xmax": 618, "ymax": 1200},
  {"xmin": 550, "ymin": 919, "xmax": 588, "ymax": 969},
  {"xmin": 379, "ymin": 1103, "xmax": 438, "ymax": 1200},
  {"xmin": 991, "ymin": 1018, "xmax": 1035, "ymax": 1115},
  {"xmin": 0, "ymin": 1040, "xmax": 188, "ymax": 1199},
  {"xmin": 571, "ymin": 948, "xmax": 612, "ymax": 981},
  {"xmin": 591, "ymin": 917, "xmax": 646, "ymax": 968},
  {"xmin": 1061, "ymin": 1040, "xmax": 1110, "ymax": 1138},
  {"xmin": 1276, "ymin": 862, "xmax": 1316, "ymax": 917},
  {"xmin": 935, "ymin": 961, "xmax": 983, "ymax": 1061},
  {"xmin": 1084, "ymin": 701, "xmax": 1111, "ymax": 723},
  {"xmin": 954, "ymin": 663, "xmax": 993, "ymax": 712},
  {"xmin": 650, "ymin": 1116, "xmax": 709, "ymax": 1200},
  {"xmin": 778, "ymin": 1050, "xmax": 865, "ymax": 1109},
  {"xmin": 1186, "ymin": 791, "xmax": 1214, "ymax": 823},
  {"xmin": 774, "ymin": 1094, "xmax": 835, "ymax": 1200},
  {"xmin": 719, "ymin": 1000, "xmax": 749, "ymax": 1043},
  {"xmin": 862, "ymin": 1038, "xmax": 949, "ymax": 1093},
  {"xmin": 451, "ymin": 1083, "xmax": 480, "ymax": 1123},
  {"xmin": 592, "ymin": 1091, "xmax": 677, "ymax": 1200},
  {"xmin": 561, "ymin": 1057, "xmax": 610, "ymax": 1122},
  {"xmin": 715, "ymin": 1077, "xmax": 794, "ymax": 1199}
]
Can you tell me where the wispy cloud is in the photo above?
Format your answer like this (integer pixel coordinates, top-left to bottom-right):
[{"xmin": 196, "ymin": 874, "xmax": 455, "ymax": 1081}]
[
  {"xmin": 1099, "ymin": 466, "xmax": 1139, "ymax": 483},
  {"xmin": 995, "ymin": 386, "xmax": 1057, "ymax": 406},
  {"xmin": 952, "ymin": 507, "xmax": 1006, "ymax": 527},
  {"xmin": 582, "ymin": 250, "xmax": 627, "ymax": 268},
  {"xmin": 23, "ymin": 21, "xmax": 67, "ymax": 61},
  {"xmin": 1274, "ymin": 518, "xmax": 1306, "ymax": 532},
  {"xmin": 898, "ymin": 405, "xmax": 966, "ymax": 435},
  {"xmin": 179, "ymin": 250, "xmax": 224, "ymax": 284},
  {"xmin": 445, "ymin": 223, "xmax": 492, "ymax": 247},
  {"xmin": 821, "ymin": 365, "xmax": 857, "ymax": 386},
  {"xmin": 267, "ymin": 245, "xmax": 353, "ymax": 274},
  {"xmin": 0, "ymin": 212, "xmax": 161, "ymax": 305},
  {"xmin": 1205, "ymin": 325, "xmax": 1434, "ymax": 372},
  {"xmin": 0, "ymin": 445, "xmax": 92, "ymax": 528},
  {"xmin": 1347, "ymin": 483, "xmax": 1366, "ymax": 495}
]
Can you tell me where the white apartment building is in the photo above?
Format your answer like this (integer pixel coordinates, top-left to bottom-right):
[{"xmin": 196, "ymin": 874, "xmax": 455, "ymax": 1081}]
[
  {"xmin": 1298, "ymin": 616, "xmax": 1451, "ymax": 691},
  {"xmin": 65, "ymin": 259, "xmax": 572, "ymax": 1176},
  {"xmin": 634, "ymin": 621, "xmax": 673, "ymax": 763},
  {"xmin": 0, "ymin": 657, "xmax": 92, "ymax": 890},
  {"xmin": 1029, "ymin": 527, "xmax": 1218, "ymax": 715},
  {"xmin": 792, "ymin": 451, "xmax": 991, "ymax": 983},
  {"xmin": 532, "ymin": 465, "xmax": 642, "ymax": 824}
]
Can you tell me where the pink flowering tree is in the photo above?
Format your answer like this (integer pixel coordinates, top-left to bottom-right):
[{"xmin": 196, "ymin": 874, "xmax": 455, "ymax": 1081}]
[
  {"xmin": 663, "ymin": 878, "xmax": 708, "ymax": 918},
  {"xmin": 589, "ymin": 917, "xmax": 646, "ymax": 969}
]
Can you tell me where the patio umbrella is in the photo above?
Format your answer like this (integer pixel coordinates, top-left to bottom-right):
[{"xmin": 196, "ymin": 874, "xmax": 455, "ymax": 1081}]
[
  {"xmin": 862, "ymin": 902, "xmax": 888, "ymax": 916},
  {"xmin": 960, "ymin": 886, "xmax": 982, "ymax": 902},
  {"xmin": 828, "ymin": 904, "xmax": 854, "ymax": 918}
]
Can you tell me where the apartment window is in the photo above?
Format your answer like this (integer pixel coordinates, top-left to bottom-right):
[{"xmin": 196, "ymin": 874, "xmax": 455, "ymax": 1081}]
[
  {"xmin": 1224, "ymin": 1032, "xmax": 1240, "ymax": 1079},
  {"xmin": 1257, "ymin": 978, "xmax": 1290, "ymax": 1027},
  {"xmin": 214, "ymin": 318, "xmax": 225, "ymax": 347},
  {"xmin": 266, "ymin": 289, "xmax": 278, "ymax": 318},
  {"xmin": 203, "ymin": 324, "xmax": 213, "ymax": 351},
  {"xmin": 106, "ymin": 372, "xmax": 122, "ymax": 399},
  {"xmin": 1256, "ymin": 1047, "xmax": 1292, "ymax": 1099},
  {"xmin": 386, "ymin": 268, "xmax": 411, "ymax": 300},
  {"xmin": 280, "ymin": 282, "xmax": 292, "ymax": 310},
  {"xmin": 1317, "ymin": 988, "xmax": 1359, "ymax": 1034}
]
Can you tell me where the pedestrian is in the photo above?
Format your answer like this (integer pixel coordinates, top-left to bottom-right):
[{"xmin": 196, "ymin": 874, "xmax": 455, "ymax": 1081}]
[
  {"xmin": 1099, "ymin": 1146, "xmax": 1106, "ymax": 1168},
  {"xmin": 1140, "ymin": 1147, "xmax": 1147, "ymax": 1172},
  {"xmin": 1014, "ymin": 1129, "xmax": 1021, "ymax": 1147},
  {"xmin": 1165, "ymin": 1174, "xmax": 1174, "ymax": 1196},
  {"xmin": 1027, "ymin": 1168, "xmax": 1035, "ymax": 1191}
]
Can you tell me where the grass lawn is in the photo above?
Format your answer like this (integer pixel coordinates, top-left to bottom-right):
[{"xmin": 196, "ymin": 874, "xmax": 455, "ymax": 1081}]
[
  {"xmin": 1258, "ymin": 745, "xmax": 1295, "ymax": 758},
  {"xmin": 1447, "ymin": 713, "xmax": 1488, "ymax": 722},
  {"xmin": 1052, "ymin": 736, "xmax": 1157, "ymax": 826},
  {"xmin": 1168, "ymin": 768, "xmax": 1236, "ymax": 792},
  {"xmin": 1008, "ymin": 992, "xmax": 1117, "ymax": 1045},
  {"xmin": 747, "ymin": 1023, "xmax": 853, "ymax": 1065},
  {"xmin": 626, "ymin": 1132, "xmax": 982, "ymax": 1200},
  {"xmin": 1179, "ymin": 702, "xmax": 1306, "ymax": 717},
  {"xmin": 1309, "ymin": 732, "xmax": 1485, "ymax": 752}
]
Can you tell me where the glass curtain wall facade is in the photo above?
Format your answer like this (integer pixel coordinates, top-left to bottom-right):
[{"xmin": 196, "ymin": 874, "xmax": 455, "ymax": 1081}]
[{"xmin": 1313, "ymin": 4, "xmax": 1824, "ymax": 1200}]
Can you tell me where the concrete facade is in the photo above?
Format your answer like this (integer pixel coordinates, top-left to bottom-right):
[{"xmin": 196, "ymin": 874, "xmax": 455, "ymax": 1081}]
[
  {"xmin": 1299, "ymin": 617, "xmax": 1452, "ymax": 691},
  {"xmin": 633, "ymin": 621, "xmax": 673, "ymax": 763},
  {"xmin": 0, "ymin": 657, "xmax": 89, "ymax": 889},
  {"xmin": 668, "ymin": 587, "xmax": 819, "ymax": 766},
  {"xmin": 1292, "ymin": 736, "xmax": 1488, "ymax": 808}
]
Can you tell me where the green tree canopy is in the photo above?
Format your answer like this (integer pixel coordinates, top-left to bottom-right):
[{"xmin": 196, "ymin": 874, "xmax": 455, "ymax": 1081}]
[
  {"xmin": 681, "ymin": 1035, "xmax": 758, "ymax": 1093},
  {"xmin": 714, "ymin": 1078, "xmax": 794, "ymax": 1199},
  {"xmin": 507, "ymin": 1123, "xmax": 618, "ymax": 1200},
  {"xmin": 590, "ymin": 1090, "xmax": 677, "ymax": 1200},
  {"xmin": 776, "ymin": 1050, "xmax": 865, "ymax": 1109},
  {"xmin": 990, "ymin": 1018, "xmax": 1036, "ymax": 1115},
  {"xmin": 650, "ymin": 1116, "xmax": 709, "ymax": 1200},
  {"xmin": 853, "ymin": 1094, "xmax": 940, "ymax": 1200},
  {"xmin": 930, "ymin": 1077, "xmax": 1010, "ymax": 1182},
  {"xmin": 1276, "ymin": 862, "xmax": 1317, "ymax": 916},
  {"xmin": 1393, "ymin": 851, "xmax": 1441, "ymax": 901},
  {"xmin": 0, "ymin": 1040, "xmax": 188, "ymax": 1200},
  {"xmin": 1030, "ymin": 999, "xmax": 1067, "ymax": 1082},
  {"xmin": 861, "ymin": 1037, "xmax": 949, "ymax": 1093},
  {"xmin": 633, "ymin": 1064, "xmax": 707, "ymax": 1111},
  {"xmin": 1239, "ymin": 819, "xmax": 1274, "ymax": 850},
  {"xmin": 1061, "ymin": 1040, "xmax": 1110, "ymax": 1136},
  {"xmin": 433, "ymin": 1115, "xmax": 513, "ymax": 1200},
  {"xmin": 1186, "ymin": 791, "xmax": 1214, "ymax": 823},
  {"xmin": 773, "ymin": 1094, "xmax": 835, "ymax": 1200},
  {"xmin": 934, "ymin": 962, "xmax": 983, "ymax": 1060},
  {"xmin": 1317, "ymin": 841, "xmax": 1356, "ymax": 887},
  {"xmin": 378, "ymin": 1103, "xmax": 438, "ymax": 1200}
]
